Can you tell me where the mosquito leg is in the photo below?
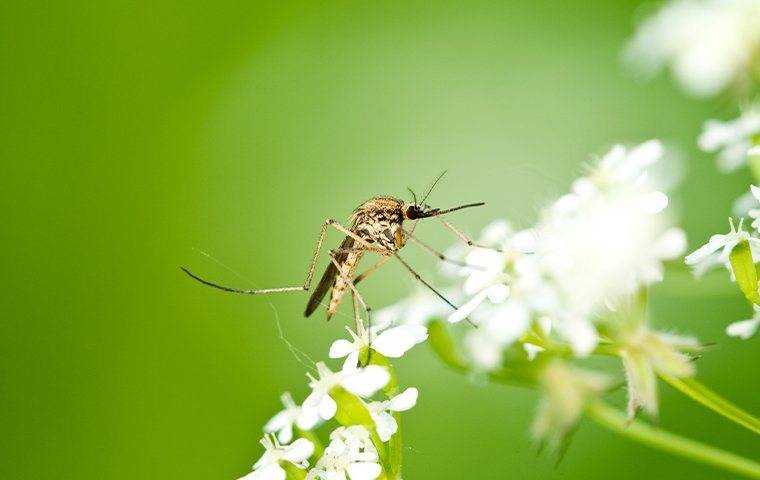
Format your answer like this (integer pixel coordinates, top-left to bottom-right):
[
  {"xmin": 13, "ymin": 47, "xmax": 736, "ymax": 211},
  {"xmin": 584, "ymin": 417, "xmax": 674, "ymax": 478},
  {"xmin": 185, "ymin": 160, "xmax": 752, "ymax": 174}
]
[
  {"xmin": 353, "ymin": 256, "xmax": 390, "ymax": 286},
  {"xmin": 401, "ymin": 228, "xmax": 485, "ymax": 269},
  {"xmin": 182, "ymin": 218, "xmax": 376, "ymax": 295},
  {"xmin": 393, "ymin": 253, "xmax": 476, "ymax": 327},
  {"xmin": 435, "ymin": 216, "xmax": 503, "ymax": 252},
  {"xmin": 327, "ymin": 251, "xmax": 373, "ymax": 334}
]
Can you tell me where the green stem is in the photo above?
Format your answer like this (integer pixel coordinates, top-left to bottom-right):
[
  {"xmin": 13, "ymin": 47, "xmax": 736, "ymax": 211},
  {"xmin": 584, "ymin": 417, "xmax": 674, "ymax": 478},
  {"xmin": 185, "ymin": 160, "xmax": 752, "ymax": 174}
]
[
  {"xmin": 660, "ymin": 374, "xmax": 760, "ymax": 436},
  {"xmin": 587, "ymin": 401, "xmax": 760, "ymax": 479}
]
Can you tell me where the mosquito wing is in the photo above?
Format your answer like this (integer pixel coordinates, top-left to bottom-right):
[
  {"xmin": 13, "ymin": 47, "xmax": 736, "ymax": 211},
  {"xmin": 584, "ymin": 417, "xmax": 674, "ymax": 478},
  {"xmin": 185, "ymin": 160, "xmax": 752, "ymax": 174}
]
[{"xmin": 304, "ymin": 235, "xmax": 355, "ymax": 317}]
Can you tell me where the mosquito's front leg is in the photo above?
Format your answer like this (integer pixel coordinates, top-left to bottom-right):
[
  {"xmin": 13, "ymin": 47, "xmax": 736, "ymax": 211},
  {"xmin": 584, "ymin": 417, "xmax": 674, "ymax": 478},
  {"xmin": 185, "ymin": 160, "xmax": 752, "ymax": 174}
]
[
  {"xmin": 435, "ymin": 216, "xmax": 504, "ymax": 253},
  {"xmin": 401, "ymin": 228, "xmax": 484, "ymax": 269},
  {"xmin": 353, "ymin": 256, "xmax": 390, "ymax": 286}
]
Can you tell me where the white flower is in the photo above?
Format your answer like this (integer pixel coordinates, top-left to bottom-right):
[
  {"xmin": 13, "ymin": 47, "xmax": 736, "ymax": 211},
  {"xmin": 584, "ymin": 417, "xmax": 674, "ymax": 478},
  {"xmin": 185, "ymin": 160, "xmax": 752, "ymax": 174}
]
[
  {"xmin": 624, "ymin": 0, "xmax": 760, "ymax": 97},
  {"xmin": 619, "ymin": 329, "xmax": 697, "ymax": 418},
  {"xmin": 539, "ymin": 141, "xmax": 683, "ymax": 353},
  {"xmin": 307, "ymin": 426, "xmax": 381, "ymax": 480},
  {"xmin": 239, "ymin": 435, "xmax": 314, "ymax": 480},
  {"xmin": 727, "ymin": 305, "xmax": 760, "ymax": 339},
  {"xmin": 366, "ymin": 387, "xmax": 419, "ymax": 442},
  {"xmin": 532, "ymin": 361, "xmax": 611, "ymax": 450},
  {"xmin": 329, "ymin": 320, "xmax": 427, "ymax": 367},
  {"xmin": 685, "ymin": 218, "xmax": 760, "ymax": 276},
  {"xmin": 298, "ymin": 362, "xmax": 390, "ymax": 430},
  {"xmin": 699, "ymin": 108, "xmax": 760, "ymax": 172},
  {"xmin": 448, "ymin": 223, "xmax": 537, "ymax": 324},
  {"xmin": 263, "ymin": 392, "xmax": 301, "ymax": 443}
]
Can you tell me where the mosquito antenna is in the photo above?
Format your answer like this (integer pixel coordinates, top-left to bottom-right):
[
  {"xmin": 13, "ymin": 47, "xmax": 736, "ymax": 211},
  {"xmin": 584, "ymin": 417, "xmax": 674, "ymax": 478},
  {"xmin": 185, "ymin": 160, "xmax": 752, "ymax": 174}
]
[
  {"xmin": 407, "ymin": 187, "xmax": 418, "ymax": 206},
  {"xmin": 421, "ymin": 170, "xmax": 447, "ymax": 205}
]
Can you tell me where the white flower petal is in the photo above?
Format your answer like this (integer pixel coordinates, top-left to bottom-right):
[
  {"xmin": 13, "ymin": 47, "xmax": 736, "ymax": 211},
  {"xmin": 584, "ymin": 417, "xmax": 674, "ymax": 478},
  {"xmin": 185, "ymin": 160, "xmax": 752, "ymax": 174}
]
[
  {"xmin": 241, "ymin": 463, "xmax": 286, "ymax": 480},
  {"xmin": 341, "ymin": 366, "xmax": 390, "ymax": 398},
  {"xmin": 448, "ymin": 289, "xmax": 489, "ymax": 323},
  {"xmin": 263, "ymin": 410, "xmax": 290, "ymax": 433},
  {"xmin": 371, "ymin": 326, "xmax": 417, "ymax": 358},
  {"xmin": 282, "ymin": 438, "xmax": 314, "ymax": 463},
  {"xmin": 319, "ymin": 395, "xmax": 337, "ymax": 420},
  {"xmin": 726, "ymin": 318, "xmax": 760, "ymax": 339},
  {"xmin": 685, "ymin": 234, "xmax": 729, "ymax": 265},
  {"xmin": 346, "ymin": 462, "xmax": 382, "ymax": 480},
  {"xmin": 295, "ymin": 404, "xmax": 320, "ymax": 430},
  {"xmin": 329, "ymin": 339, "xmax": 356, "ymax": 359},
  {"xmin": 373, "ymin": 411, "xmax": 398, "ymax": 442},
  {"xmin": 388, "ymin": 387, "xmax": 418, "ymax": 412}
]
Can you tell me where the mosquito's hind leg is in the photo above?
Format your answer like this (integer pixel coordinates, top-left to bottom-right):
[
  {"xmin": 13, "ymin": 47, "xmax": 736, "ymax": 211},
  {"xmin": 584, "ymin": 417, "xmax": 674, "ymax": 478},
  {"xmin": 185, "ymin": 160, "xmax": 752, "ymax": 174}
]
[{"xmin": 182, "ymin": 218, "xmax": 370, "ymax": 295}]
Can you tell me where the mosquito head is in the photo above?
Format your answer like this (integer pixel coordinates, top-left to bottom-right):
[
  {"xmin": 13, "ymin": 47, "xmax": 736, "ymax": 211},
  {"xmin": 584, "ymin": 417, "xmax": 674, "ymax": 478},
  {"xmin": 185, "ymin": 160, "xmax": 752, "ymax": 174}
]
[{"xmin": 403, "ymin": 201, "xmax": 485, "ymax": 220}]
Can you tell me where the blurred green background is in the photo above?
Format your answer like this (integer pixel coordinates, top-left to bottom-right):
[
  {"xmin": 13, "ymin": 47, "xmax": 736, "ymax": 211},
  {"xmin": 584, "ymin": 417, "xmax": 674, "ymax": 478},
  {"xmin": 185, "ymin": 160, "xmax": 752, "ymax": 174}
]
[{"xmin": 2, "ymin": 0, "xmax": 758, "ymax": 478}]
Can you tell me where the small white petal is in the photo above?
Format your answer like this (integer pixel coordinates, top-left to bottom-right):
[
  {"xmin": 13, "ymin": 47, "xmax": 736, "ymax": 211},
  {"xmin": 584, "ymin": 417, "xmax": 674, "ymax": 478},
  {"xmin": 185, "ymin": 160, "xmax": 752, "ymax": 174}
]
[
  {"xmin": 346, "ymin": 462, "xmax": 382, "ymax": 480},
  {"xmin": 726, "ymin": 318, "xmax": 760, "ymax": 339},
  {"xmin": 329, "ymin": 339, "xmax": 356, "ymax": 359},
  {"xmin": 241, "ymin": 463, "xmax": 286, "ymax": 480},
  {"xmin": 263, "ymin": 410, "xmax": 290, "ymax": 433},
  {"xmin": 372, "ymin": 411, "xmax": 398, "ymax": 442},
  {"xmin": 295, "ymin": 404, "xmax": 320, "ymax": 430},
  {"xmin": 277, "ymin": 424, "xmax": 294, "ymax": 444},
  {"xmin": 486, "ymin": 284, "xmax": 510, "ymax": 303},
  {"xmin": 388, "ymin": 387, "xmax": 418, "ymax": 412},
  {"xmin": 319, "ymin": 395, "xmax": 337, "ymax": 420},
  {"xmin": 685, "ymin": 234, "xmax": 729, "ymax": 265},
  {"xmin": 752, "ymin": 184, "xmax": 760, "ymax": 202},
  {"xmin": 341, "ymin": 366, "xmax": 390, "ymax": 398},
  {"xmin": 282, "ymin": 438, "xmax": 314, "ymax": 463},
  {"xmin": 371, "ymin": 327, "xmax": 417, "ymax": 358},
  {"xmin": 448, "ymin": 289, "xmax": 489, "ymax": 323}
]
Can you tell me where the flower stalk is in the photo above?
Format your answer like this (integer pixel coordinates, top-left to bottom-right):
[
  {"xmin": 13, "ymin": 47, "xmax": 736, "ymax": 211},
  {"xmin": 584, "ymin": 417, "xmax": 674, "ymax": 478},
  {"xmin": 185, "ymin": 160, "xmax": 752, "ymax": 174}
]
[
  {"xmin": 586, "ymin": 401, "xmax": 760, "ymax": 479},
  {"xmin": 660, "ymin": 374, "xmax": 760, "ymax": 436}
]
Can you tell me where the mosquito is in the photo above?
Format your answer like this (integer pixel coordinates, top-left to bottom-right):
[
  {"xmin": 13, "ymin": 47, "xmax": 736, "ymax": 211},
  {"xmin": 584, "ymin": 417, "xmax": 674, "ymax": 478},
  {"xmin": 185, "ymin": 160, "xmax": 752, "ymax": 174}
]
[{"xmin": 181, "ymin": 174, "xmax": 495, "ymax": 337}]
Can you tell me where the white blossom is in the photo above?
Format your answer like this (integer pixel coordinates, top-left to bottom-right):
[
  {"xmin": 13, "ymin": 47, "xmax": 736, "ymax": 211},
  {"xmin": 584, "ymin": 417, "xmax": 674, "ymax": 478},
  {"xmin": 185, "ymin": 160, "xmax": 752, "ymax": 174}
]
[
  {"xmin": 727, "ymin": 305, "xmax": 760, "ymax": 339},
  {"xmin": 298, "ymin": 362, "xmax": 390, "ymax": 430},
  {"xmin": 307, "ymin": 426, "xmax": 381, "ymax": 480},
  {"xmin": 699, "ymin": 107, "xmax": 760, "ymax": 172},
  {"xmin": 239, "ymin": 435, "xmax": 314, "ymax": 480},
  {"xmin": 329, "ymin": 319, "xmax": 427, "ymax": 367},
  {"xmin": 263, "ymin": 392, "xmax": 301, "ymax": 443},
  {"xmin": 532, "ymin": 361, "xmax": 611, "ymax": 450},
  {"xmin": 685, "ymin": 218, "xmax": 760, "ymax": 276},
  {"xmin": 624, "ymin": 0, "xmax": 760, "ymax": 97},
  {"xmin": 366, "ymin": 387, "xmax": 419, "ymax": 442}
]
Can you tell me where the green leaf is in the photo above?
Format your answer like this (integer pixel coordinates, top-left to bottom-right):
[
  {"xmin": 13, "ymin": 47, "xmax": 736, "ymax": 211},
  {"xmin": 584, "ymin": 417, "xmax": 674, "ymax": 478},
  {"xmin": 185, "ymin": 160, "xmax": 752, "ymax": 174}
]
[
  {"xmin": 283, "ymin": 462, "xmax": 307, "ymax": 480},
  {"xmin": 728, "ymin": 239, "xmax": 760, "ymax": 305}
]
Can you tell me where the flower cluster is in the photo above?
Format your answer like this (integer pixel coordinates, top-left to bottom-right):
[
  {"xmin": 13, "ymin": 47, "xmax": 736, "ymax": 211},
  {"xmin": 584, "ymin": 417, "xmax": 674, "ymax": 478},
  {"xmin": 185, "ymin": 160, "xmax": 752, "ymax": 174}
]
[
  {"xmin": 377, "ymin": 139, "xmax": 695, "ymax": 439},
  {"xmin": 686, "ymin": 186, "xmax": 760, "ymax": 338},
  {"xmin": 624, "ymin": 0, "xmax": 760, "ymax": 97},
  {"xmin": 237, "ymin": 320, "xmax": 424, "ymax": 480}
]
